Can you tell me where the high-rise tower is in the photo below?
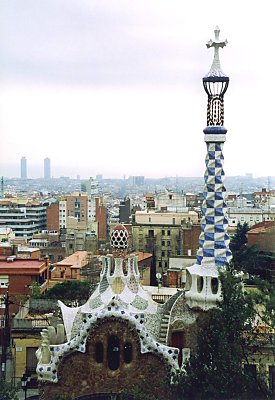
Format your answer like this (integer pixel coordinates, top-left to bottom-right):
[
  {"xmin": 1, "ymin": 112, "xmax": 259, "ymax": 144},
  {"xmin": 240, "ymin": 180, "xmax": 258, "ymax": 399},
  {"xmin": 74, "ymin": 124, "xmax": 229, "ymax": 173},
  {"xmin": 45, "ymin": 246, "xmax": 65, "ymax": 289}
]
[
  {"xmin": 20, "ymin": 156, "xmax": 27, "ymax": 179},
  {"xmin": 185, "ymin": 27, "xmax": 232, "ymax": 310},
  {"xmin": 44, "ymin": 157, "xmax": 51, "ymax": 180}
]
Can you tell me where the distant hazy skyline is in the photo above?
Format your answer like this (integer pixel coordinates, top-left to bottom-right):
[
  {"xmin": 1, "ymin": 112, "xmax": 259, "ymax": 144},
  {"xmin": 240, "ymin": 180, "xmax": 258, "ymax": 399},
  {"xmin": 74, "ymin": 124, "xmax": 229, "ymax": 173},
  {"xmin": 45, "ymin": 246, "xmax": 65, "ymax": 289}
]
[{"xmin": 1, "ymin": 1, "xmax": 275, "ymax": 180}]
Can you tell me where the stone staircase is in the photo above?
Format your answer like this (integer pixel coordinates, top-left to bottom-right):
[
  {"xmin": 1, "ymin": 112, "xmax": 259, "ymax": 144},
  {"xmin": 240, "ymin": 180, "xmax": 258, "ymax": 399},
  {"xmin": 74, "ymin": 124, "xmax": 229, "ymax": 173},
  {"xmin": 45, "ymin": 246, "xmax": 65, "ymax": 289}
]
[{"xmin": 158, "ymin": 312, "xmax": 170, "ymax": 344}]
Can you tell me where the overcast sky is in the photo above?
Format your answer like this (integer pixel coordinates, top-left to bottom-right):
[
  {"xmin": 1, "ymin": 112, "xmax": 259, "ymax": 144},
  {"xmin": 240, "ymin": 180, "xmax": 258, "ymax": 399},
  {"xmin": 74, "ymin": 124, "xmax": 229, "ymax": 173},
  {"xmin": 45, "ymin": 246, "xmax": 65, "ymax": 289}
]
[{"xmin": 0, "ymin": 0, "xmax": 274, "ymax": 180}]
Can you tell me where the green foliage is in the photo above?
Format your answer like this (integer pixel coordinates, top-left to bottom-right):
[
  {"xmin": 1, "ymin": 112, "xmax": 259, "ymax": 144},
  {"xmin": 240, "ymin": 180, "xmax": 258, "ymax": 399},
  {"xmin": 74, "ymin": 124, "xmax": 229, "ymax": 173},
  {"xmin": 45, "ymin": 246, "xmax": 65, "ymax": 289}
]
[
  {"xmin": 230, "ymin": 221, "xmax": 249, "ymax": 252},
  {"xmin": 230, "ymin": 222, "xmax": 275, "ymax": 281},
  {"xmin": 178, "ymin": 269, "xmax": 270, "ymax": 400},
  {"xmin": 43, "ymin": 280, "xmax": 90, "ymax": 300},
  {"xmin": 248, "ymin": 276, "xmax": 275, "ymax": 329},
  {"xmin": 30, "ymin": 281, "xmax": 42, "ymax": 298},
  {"xmin": 0, "ymin": 379, "xmax": 18, "ymax": 400}
]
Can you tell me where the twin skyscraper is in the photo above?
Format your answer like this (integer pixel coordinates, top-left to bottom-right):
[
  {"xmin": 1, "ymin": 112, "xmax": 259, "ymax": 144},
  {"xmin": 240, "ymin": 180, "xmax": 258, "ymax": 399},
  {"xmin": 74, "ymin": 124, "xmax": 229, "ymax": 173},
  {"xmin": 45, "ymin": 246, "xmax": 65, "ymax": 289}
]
[{"xmin": 20, "ymin": 156, "xmax": 51, "ymax": 180}]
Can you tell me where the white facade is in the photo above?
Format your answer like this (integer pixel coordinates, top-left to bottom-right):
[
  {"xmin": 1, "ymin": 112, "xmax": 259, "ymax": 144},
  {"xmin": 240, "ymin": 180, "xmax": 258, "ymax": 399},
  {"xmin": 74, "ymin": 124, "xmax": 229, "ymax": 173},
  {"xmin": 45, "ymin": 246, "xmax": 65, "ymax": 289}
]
[
  {"xmin": 227, "ymin": 207, "xmax": 275, "ymax": 227},
  {"xmin": 88, "ymin": 197, "xmax": 97, "ymax": 223},
  {"xmin": 59, "ymin": 200, "xmax": 67, "ymax": 229},
  {"xmin": 0, "ymin": 201, "xmax": 47, "ymax": 239},
  {"xmin": 155, "ymin": 190, "xmax": 187, "ymax": 211},
  {"xmin": 135, "ymin": 210, "xmax": 199, "ymax": 226}
]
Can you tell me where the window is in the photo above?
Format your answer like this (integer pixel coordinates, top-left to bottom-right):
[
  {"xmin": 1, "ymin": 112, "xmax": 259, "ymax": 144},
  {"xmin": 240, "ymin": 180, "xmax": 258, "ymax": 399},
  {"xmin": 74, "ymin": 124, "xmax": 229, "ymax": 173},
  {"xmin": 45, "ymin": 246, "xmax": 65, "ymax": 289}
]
[
  {"xmin": 167, "ymin": 241, "xmax": 171, "ymax": 246},
  {"xmin": 95, "ymin": 341, "xmax": 104, "ymax": 363},
  {"xmin": 162, "ymin": 230, "xmax": 165, "ymax": 236},
  {"xmin": 162, "ymin": 241, "xmax": 165, "ymax": 246},
  {"xmin": 123, "ymin": 342, "xmax": 132, "ymax": 364},
  {"xmin": 167, "ymin": 230, "xmax": 171, "ymax": 236},
  {"xmin": 211, "ymin": 278, "xmax": 219, "ymax": 294},
  {"xmin": 161, "ymin": 251, "xmax": 165, "ymax": 257},
  {"xmin": 107, "ymin": 335, "xmax": 120, "ymax": 371},
  {"xmin": 148, "ymin": 230, "xmax": 154, "ymax": 237},
  {"xmin": 172, "ymin": 218, "xmax": 176, "ymax": 225},
  {"xmin": 26, "ymin": 347, "xmax": 38, "ymax": 374},
  {"xmin": 197, "ymin": 276, "xmax": 204, "ymax": 293},
  {"xmin": 244, "ymin": 364, "xmax": 257, "ymax": 378}
]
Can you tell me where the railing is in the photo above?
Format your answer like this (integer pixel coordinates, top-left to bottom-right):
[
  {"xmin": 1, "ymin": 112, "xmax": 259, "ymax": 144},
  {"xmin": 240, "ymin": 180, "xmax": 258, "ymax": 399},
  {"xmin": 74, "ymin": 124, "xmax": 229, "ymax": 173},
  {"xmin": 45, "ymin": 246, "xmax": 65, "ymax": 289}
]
[
  {"xmin": 12, "ymin": 318, "xmax": 50, "ymax": 330},
  {"xmin": 152, "ymin": 294, "xmax": 172, "ymax": 304}
]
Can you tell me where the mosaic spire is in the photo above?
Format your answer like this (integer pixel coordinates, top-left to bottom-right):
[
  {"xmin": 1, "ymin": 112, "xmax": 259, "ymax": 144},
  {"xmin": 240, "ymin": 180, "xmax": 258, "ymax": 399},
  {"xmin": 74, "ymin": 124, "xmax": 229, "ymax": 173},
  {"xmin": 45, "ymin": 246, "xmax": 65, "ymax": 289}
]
[{"xmin": 185, "ymin": 27, "xmax": 231, "ymax": 310}]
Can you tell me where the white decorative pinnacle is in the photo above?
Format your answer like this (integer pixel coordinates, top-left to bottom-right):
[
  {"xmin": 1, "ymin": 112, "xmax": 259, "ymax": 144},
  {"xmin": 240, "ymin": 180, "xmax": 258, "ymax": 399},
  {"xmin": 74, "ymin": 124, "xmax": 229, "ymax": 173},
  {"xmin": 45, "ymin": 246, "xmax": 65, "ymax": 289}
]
[{"xmin": 205, "ymin": 26, "xmax": 228, "ymax": 78}]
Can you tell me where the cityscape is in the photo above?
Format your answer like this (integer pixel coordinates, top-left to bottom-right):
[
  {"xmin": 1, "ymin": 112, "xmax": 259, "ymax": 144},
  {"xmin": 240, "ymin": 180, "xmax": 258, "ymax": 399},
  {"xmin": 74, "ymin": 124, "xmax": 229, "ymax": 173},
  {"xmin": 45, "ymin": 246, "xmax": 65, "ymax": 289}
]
[{"xmin": 1, "ymin": 2, "xmax": 275, "ymax": 400}]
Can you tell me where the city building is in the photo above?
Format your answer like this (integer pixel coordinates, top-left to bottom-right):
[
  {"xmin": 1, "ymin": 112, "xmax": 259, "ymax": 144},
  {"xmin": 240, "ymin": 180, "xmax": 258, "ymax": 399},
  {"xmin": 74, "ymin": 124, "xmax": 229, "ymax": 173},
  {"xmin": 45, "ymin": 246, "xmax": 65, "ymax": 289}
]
[
  {"xmin": 227, "ymin": 207, "xmax": 275, "ymax": 227},
  {"xmin": 132, "ymin": 209, "xmax": 199, "ymax": 275},
  {"xmin": 57, "ymin": 191, "xmax": 104, "ymax": 229},
  {"xmin": 0, "ymin": 200, "xmax": 47, "ymax": 240},
  {"xmin": 96, "ymin": 197, "xmax": 107, "ymax": 242},
  {"xmin": 47, "ymin": 202, "xmax": 59, "ymax": 231},
  {"xmin": 44, "ymin": 157, "xmax": 51, "ymax": 180},
  {"xmin": 247, "ymin": 221, "xmax": 275, "ymax": 253},
  {"xmin": 29, "ymin": 232, "xmax": 66, "ymax": 263},
  {"xmin": 166, "ymin": 256, "xmax": 196, "ymax": 288},
  {"xmin": 0, "ymin": 227, "xmax": 15, "ymax": 243},
  {"xmin": 119, "ymin": 197, "xmax": 131, "ymax": 224},
  {"xmin": 50, "ymin": 251, "xmax": 90, "ymax": 282},
  {"xmin": 129, "ymin": 176, "xmax": 145, "ymax": 186},
  {"xmin": 0, "ymin": 257, "xmax": 50, "ymax": 315},
  {"xmin": 155, "ymin": 190, "xmax": 187, "ymax": 211},
  {"xmin": 20, "ymin": 157, "xmax": 27, "ymax": 180}
]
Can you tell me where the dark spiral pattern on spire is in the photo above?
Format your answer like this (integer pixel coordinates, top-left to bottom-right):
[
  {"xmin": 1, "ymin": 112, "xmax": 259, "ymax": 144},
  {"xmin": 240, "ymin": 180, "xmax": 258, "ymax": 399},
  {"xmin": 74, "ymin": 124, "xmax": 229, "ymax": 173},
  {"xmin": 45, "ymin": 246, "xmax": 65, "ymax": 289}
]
[{"xmin": 207, "ymin": 95, "xmax": 224, "ymax": 126}]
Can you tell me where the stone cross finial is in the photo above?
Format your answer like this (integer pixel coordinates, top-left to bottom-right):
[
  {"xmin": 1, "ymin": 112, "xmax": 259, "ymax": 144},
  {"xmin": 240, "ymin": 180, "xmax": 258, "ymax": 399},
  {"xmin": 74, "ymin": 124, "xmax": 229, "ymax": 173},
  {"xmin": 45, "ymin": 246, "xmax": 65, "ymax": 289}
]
[{"xmin": 205, "ymin": 26, "xmax": 228, "ymax": 77}]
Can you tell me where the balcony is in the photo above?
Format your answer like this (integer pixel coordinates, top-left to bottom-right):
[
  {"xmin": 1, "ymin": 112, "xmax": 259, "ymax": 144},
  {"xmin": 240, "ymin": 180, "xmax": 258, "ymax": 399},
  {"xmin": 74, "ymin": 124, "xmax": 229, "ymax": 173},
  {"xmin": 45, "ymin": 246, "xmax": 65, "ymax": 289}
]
[{"xmin": 12, "ymin": 318, "xmax": 50, "ymax": 330}]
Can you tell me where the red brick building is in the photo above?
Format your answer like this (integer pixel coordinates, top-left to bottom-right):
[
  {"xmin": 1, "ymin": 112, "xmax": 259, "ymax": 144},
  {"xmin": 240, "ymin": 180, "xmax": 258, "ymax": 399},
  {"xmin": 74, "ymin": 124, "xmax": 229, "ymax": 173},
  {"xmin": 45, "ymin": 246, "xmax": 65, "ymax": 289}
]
[
  {"xmin": 47, "ymin": 202, "xmax": 59, "ymax": 231},
  {"xmin": 0, "ymin": 257, "xmax": 50, "ymax": 315},
  {"xmin": 96, "ymin": 198, "xmax": 107, "ymax": 242},
  {"xmin": 247, "ymin": 221, "xmax": 275, "ymax": 252},
  {"xmin": 182, "ymin": 223, "xmax": 201, "ymax": 256}
]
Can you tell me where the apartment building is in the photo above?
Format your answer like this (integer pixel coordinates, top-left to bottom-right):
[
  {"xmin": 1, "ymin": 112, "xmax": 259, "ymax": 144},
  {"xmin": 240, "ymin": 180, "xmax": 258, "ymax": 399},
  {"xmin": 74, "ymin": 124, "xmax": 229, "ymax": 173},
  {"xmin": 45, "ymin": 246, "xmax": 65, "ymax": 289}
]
[
  {"xmin": 227, "ymin": 207, "xmax": 275, "ymax": 227},
  {"xmin": 0, "ymin": 200, "xmax": 47, "ymax": 240},
  {"xmin": 132, "ymin": 210, "xmax": 199, "ymax": 274}
]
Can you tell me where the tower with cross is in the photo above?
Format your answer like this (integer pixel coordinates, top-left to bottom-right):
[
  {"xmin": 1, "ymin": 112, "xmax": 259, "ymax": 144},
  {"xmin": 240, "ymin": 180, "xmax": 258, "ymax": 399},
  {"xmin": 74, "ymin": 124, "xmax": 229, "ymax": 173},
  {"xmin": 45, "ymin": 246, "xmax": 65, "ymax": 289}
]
[{"xmin": 185, "ymin": 27, "xmax": 232, "ymax": 310}]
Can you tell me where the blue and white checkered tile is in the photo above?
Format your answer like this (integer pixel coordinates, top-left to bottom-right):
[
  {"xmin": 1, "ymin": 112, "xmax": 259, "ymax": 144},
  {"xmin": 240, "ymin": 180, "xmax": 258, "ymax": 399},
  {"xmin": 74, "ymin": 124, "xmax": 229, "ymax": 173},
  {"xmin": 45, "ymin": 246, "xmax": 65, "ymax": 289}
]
[{"xmin": 196, "ymin": 139, "xmax": 232, "ymax": 267}]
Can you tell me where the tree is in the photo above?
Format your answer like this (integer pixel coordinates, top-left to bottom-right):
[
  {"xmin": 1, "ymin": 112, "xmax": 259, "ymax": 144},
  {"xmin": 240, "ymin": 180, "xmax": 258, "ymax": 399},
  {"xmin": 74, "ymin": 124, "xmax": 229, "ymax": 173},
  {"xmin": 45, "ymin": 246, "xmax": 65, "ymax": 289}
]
[
  {"xmin": 30, "ymin": 281, "xmax": 42, "ymax": 298},
  {"xmin": 0, "ymin": 379, "xmax": 18, "ymax": 400},
  {"xmin": 43, "ymin": 281, "xmax": 91, "ymax": 300},
  {"xmin": 230, "ymin": 222, "xmax": 249, "ymax": 253},
  {"xmin": 178, "ymin": 269, "xmax": 271, "ymax": 400},
  {"xmin": 230, "ymin": 222, "xmax": 275, "ymax": 281}
]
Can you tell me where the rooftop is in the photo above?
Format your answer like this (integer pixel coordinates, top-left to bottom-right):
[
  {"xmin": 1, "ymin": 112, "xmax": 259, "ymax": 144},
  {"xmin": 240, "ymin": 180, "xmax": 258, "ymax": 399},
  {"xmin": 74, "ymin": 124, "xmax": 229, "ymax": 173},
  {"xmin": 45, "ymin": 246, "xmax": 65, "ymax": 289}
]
[
  {"xmin": 56, "ymin": 251, "xmax": 89, "ymax": 269},
  {"xmin": 0, "ymin": 258, "xmax": 47, "ymax": 274}
]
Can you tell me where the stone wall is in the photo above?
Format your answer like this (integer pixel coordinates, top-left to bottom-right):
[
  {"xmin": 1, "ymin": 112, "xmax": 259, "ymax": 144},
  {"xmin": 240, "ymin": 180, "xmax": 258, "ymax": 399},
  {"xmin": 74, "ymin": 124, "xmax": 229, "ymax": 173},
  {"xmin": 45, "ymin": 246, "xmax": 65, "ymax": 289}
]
[{"xmin": 39, "ymin": 319, "xmax": 173, "ymax": 400}]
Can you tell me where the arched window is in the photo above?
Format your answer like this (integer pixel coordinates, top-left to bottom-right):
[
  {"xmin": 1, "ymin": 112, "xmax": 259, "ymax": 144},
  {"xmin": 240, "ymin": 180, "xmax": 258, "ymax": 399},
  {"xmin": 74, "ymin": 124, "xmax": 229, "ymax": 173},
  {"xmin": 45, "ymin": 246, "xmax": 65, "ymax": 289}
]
[
  {"xmin": 197, "ymin": 276, "xmax": 204, "ymax": 293},
  {"xmin": 211, "ymin": 277, "xmax": 219, "ymax": 294},
  {"xmin": 107, "ymin": 335, "xmax": 120, "ymax": 370},
  {"xmin": 123, "ymin": 342, "xmax": 132, "ymax": 364},
  {"xmin": 94, "ymin": 341, "xmax": 104, "ymax": 363}
]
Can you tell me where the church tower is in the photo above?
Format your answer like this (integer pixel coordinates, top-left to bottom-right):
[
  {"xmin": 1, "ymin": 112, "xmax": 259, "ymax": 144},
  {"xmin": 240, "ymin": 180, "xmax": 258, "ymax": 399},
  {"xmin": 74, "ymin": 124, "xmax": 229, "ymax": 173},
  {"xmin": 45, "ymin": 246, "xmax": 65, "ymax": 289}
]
[{"xmin": 185, "ymin": 27, "xmax": 232, "ymax": 310}]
